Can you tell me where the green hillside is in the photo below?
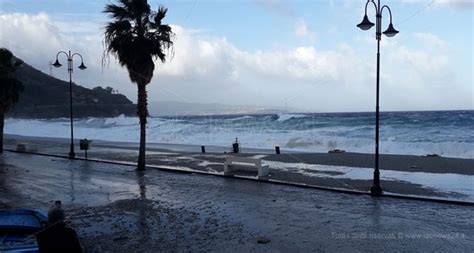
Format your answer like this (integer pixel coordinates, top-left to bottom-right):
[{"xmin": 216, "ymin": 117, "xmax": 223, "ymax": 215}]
[{"xmin": 8, "ymin": 62, "xmax": 135, "ymax": 118}]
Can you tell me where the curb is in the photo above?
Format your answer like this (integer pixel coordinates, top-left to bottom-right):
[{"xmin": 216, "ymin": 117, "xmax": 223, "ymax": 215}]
[{"xmin": 4, "ymin": 149, "xmax": 474, "ymax": 206}]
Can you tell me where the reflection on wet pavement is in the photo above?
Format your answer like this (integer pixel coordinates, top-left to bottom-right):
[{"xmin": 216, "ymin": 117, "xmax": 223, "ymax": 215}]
[{"xmin": 0, "ymin": 152, "xmax": 473, "ymax": 252}]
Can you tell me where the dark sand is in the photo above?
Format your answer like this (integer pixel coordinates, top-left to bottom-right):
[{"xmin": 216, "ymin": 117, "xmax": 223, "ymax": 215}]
[
  {"xmin": 4, "ymin": 134, "xmax": 474, "ymax": 200},
  {"xmin": 5, "ymin": 134, "xmax": 474, "ymax": 175},
  {"xmin": 264, "ymin": 153, "xmax": 474, "ymax": 175}
]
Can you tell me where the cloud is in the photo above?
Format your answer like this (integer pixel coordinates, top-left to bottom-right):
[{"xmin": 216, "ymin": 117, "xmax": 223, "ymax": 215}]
[
  {"xmin": 159, "ymin": 25, "xmax": 365, "ymax": 86},
  {"xmin": 401, "ymin": 0, "xmax": 474, "ymax": 9},
  {"xmin": 155, "ymin": 26, "xmax": 470, "ymax": 111},
  {"xmin": 389, "ymin": 33, "xmax": 449, "ymax": 77},
  {"xmin": 0, "ymin": 12, "xmax": 471, "ymax": 112},
  {"xmin": 413, "ymin": 32, "xmax": 448, "ymax": 49},
  {"xmin": 0, "ymin": 13, "xmax": 62, "ymax": 65},
  {"xmin": 294, "ymin": 18, "xmax": 316, "ymax": 41},
  {"xmin": 381, "ymin": 33, "xmax": 471, "ymax": 110},
  {"xmin": 0, "ymin": 12, "xmax": 132, "ymax": 99},
  {"xmin": 435, "ymin": 0, "xmax": 474, "ymax": 8}
]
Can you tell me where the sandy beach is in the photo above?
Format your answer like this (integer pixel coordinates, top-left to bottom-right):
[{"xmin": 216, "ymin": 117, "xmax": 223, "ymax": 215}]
[{"xmin": 4, "ymin": 134, "xmax": 474, "ymax": 202}]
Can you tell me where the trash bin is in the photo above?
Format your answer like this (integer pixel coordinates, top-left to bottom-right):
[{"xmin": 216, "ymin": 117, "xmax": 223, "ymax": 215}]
[
  {"xmin": 80, "ymin": 139, "xmax": 91, "ymax": 150},
  {"xmin": 80, "ymin": 139, "xmax": 92, "ymax": 159},
  {"xmin": 275, "ymin": 146, "xmax": 280, "ymax": 154},
  {"xmin": 232, "ymin": 138, "xmax": 240, "ymax": 153}
]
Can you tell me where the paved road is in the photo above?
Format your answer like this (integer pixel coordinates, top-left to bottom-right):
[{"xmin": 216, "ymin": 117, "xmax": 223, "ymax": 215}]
[{"xmin": 0, "ymin": 152, "xmax": 473, "ymax": 252}]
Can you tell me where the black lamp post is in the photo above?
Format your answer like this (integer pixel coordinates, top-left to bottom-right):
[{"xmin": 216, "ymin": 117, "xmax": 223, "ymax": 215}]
[
  {"xmin": 357, "ymin": 0, "xmax": 399, "ymax": 196},
  {"xmin": 53, "ymin": 51, "xmax": 87, "ymax": 159}
]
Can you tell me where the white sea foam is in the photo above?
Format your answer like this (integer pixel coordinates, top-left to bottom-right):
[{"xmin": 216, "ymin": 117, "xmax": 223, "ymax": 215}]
[
  {"xmin": 276, "ymin": 113, "xmax": 306, "ymax": 122},
  {"xmin": 5, "ymin": 113, "xmax": 474, "ymax": 159},
  {"xmin": 227, "ymin": 115, "xmax": 255, "ymax": 121},
  {"xmin": 264, "ymin": 160, "xmax": 474, "ymax": 201}
]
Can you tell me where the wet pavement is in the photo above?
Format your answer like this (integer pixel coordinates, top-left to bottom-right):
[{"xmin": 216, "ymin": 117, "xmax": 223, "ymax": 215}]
[
  {"xmin": 4, "ymin": 135, "xmax": 474, "ymax": 201},
  {"xmin": 1, "ymin": 152, "xmax": 473, "ymax": 252}
]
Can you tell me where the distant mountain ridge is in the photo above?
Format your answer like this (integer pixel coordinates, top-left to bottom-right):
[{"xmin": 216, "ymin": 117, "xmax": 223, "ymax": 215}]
[
  {"xmin": 149, "ymin": 101, "xmax": 296, "ymax": 116},
  {"xmin": 6, "ymin": 59, "xmax": 297, "ymax": 118},
  {"xmin": 8, "ymin": 61, "xmax": 136, "ymax": 118}
]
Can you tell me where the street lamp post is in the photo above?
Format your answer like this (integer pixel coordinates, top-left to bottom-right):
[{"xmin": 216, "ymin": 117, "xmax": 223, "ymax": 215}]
[
  {"xmin": 357, "ymin": 0, "xmax": 399, "ymax": 196},
  {"xmin": 53, "ymin": 51, "xmax": 87, "ymax": 159}
]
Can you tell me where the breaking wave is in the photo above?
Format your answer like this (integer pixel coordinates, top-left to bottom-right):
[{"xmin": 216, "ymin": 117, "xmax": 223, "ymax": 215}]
[{"xmin": 5, "ymin": 110, "xmax": 474, "ymax": 158}]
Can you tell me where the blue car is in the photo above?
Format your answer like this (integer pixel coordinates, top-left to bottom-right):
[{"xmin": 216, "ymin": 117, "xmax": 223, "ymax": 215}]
[{"xmin": 0, "ymin": 209, "xmax": 48, "ymax": 253}]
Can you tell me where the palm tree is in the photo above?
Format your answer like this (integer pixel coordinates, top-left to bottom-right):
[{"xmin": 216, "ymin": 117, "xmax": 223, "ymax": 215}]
[
  {"xmin": 0, "ymin": 48, "xmax": 24, "ymax": 154},
  {"xmin": 103, "ymin": 0, "xmax": 174, "ymax": 170}
]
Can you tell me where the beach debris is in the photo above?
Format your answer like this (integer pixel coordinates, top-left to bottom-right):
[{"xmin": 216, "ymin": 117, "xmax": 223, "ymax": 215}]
[
  {"xmin": 426, "ymin": 154, "xmax": 441, "ymax": 157},
  {"xmin": 256, "ymin": 236, "xmax": 271, "ymax": 244},
  {"xmin": 328, "ymin": 149, "xmax": 345, "ymax": 154}
]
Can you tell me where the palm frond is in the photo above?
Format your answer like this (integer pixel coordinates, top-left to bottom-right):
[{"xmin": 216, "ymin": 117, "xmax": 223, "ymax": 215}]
[
  {"xmin": 104, "ymin": 20, "xmax": 133, "ymax": 38},
  {"xmin": 131, "ymin": 0, "xmax": 151, "ymax": 17},
  {"xmin": 103, "ymin": 4, "xmax": 134, "ymax": 21},
  {"xmin": 153, "ymin": 6, "xmax": 167, "ymax": 25},
  {"xmin": 102, "ymin": 1, "xmax": 174, "ymax": 85}
]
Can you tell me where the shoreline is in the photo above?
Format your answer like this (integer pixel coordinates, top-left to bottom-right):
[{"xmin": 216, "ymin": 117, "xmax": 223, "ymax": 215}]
[
  {"xmin": 5, "ymin": 134, "xmax": 474, "ymax": 174},
  {"xmin": 4, "ymin": 134, "xmax": 474, "ymax": 202}
]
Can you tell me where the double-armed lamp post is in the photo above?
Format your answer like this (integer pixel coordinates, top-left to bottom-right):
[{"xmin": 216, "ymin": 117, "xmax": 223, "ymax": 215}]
[
  {"xmin": 53, "ymin": 51, "xmax": 87, "ymax": 159},
  {"xmin": 357, "ymin": 0, "xmax": 399, "ymax": 195}
]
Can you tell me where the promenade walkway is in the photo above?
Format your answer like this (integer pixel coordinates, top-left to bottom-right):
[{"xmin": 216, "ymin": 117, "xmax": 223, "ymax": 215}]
[{"xmin": 0, "ymin": 152, "xmax": 472, "ymax": 252}]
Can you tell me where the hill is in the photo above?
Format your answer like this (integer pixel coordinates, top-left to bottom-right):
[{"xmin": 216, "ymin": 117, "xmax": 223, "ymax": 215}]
[
  {"xmin": 8, "ymin": 62, "xmax": 135, "ymax": 118},
  {"xmin": 149, "ymin": 101, "xmax": 296, "ymax": 116}
]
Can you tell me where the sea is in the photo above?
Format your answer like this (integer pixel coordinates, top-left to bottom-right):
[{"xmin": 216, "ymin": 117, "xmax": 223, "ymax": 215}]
[{"xmin": 5, "ymin": 110, "xmax": 474, "ymax": 159}]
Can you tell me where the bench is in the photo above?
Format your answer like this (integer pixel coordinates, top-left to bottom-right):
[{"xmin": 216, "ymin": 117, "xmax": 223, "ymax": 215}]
[{"xmin": 223, "ymin": 156, "xmax": 269, "ymax": 180}]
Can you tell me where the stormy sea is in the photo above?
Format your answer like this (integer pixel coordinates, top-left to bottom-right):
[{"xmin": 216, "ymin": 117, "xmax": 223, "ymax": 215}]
[{"xmin": 5, "ymin": 110, "xmax": 473, "ymax": 159}]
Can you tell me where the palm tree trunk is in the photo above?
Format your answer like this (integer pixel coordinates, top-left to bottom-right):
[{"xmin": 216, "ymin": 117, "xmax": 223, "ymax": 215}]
[
  {"xmin": 137, "ymin": 83, "xmax": 148, "ymax": 171},
  {"xmin": 0, "ymin": 112, "xmax": 4, "ymax": 154}
]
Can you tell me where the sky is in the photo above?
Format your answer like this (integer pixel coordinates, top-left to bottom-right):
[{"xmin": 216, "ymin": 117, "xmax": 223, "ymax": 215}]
[{"xmin": 0, "ymin": 0, "xmax": 472, "ymax": 112}]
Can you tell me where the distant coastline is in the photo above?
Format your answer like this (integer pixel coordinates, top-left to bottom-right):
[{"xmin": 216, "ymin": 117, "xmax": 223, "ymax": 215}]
[{"xmin": 150, "ymin": 109, "xmax": 474, "ymax": 118}]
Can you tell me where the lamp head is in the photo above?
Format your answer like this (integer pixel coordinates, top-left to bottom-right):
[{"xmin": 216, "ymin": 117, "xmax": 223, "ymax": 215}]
[
  {"xmin": 52, "ymin": 59, "xmax": 62, "ymax": 68},
  {"xmin": 78, "ymin": 62, "xmax": 87, "ymax": 70},
  {"xmin": 357, "ymin": 15, "xmax": 375, "ymax": 31},
  {"xmin": 383, "ymin": 23, "xmax": 399, "ymax": 37}
]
